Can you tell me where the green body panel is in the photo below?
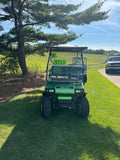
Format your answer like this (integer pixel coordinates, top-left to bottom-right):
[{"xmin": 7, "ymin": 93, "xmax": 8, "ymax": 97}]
[
  {"xmin": 45, "ymin": 82, "xmax": 84, "ymax": 100},
  {"xmin": 55, "ymin": 87, "xmax": 74, "ymax": 94},
  {"xmin": 58, "ymin": 95, "xmax": 72, "ymax": 100}
]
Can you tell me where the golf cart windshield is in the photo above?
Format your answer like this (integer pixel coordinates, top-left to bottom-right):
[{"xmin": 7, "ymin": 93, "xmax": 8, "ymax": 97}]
[{"xmin": 46, "ymin": 45, "xmax": 87, "ymax": 83}]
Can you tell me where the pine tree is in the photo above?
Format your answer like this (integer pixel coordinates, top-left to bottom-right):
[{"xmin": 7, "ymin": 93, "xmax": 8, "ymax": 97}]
[{"xmin": 0, "ymin": 0, "xmax": 108, "ymax": 75}]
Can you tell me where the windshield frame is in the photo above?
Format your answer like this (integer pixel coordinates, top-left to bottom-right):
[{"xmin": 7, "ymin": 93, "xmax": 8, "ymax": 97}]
[{"xmin": 46, "ymin": 45, "xmax": 88, "ymax": 83}]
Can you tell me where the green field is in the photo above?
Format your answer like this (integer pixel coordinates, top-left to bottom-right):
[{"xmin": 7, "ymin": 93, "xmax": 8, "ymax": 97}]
[
  {"xmin": 0, "ymin": 54, "xmax": 120, "ymax": 160},
  {"xmin": 25, "ymin": 53, "xmax": 107, "ymax": 73},
  {"xmin": 0, "ymin": 52, "xmax": 107, "ymax": 74},
  {"xmin": 26, "ymin": 53, "xmax": 48, "ymax": 73}
]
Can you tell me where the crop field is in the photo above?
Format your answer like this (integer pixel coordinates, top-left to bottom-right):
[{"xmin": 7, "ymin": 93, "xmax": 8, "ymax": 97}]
[{"xmin": 0, "ymin": 54, "xmax": 120, "ymax": 160}]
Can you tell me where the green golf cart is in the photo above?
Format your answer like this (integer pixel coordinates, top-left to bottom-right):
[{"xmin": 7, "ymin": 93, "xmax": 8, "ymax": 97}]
[{"xmin": 41, "ymin": 44, "xmax": 90, "ymax": 118}]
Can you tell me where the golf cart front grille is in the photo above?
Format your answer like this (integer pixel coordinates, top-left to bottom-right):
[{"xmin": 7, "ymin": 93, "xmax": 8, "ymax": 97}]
[
  {"xmin": 48, "ymin": 77, "xmax": 83, "ymax": 83},
  {"xmin": 56, "ymin": 87, "xmax": 74, "ymax": 89}
]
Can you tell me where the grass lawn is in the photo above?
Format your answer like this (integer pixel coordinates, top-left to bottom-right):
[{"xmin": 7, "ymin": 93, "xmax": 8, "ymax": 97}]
[{"xmin": 0, "ymin": 55, "xmax": 120, "ymax": 160}]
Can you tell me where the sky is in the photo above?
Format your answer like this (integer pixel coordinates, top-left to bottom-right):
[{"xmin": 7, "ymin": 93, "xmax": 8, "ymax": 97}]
[{"xmin": 1, "ymin": 0, "xmax": 120, "ymax": 51}]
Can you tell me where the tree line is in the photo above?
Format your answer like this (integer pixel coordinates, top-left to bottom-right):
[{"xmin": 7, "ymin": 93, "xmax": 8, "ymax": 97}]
[{"xmin": 84, "ymin": 49, "xmax": 120, "ymax": 55}]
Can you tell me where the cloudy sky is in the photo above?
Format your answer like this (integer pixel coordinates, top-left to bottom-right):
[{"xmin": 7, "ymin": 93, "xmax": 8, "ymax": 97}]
[
  {"xmin": 75, "ymin": 0, "xmax": 120, "ymax": 51},
  {"xmin": 48, "ymin": 0, "xmax": 120, "ymax": 51},
  {"xmin": 1, "ymin": 0, "xmax": 120, "ymax": 51}
]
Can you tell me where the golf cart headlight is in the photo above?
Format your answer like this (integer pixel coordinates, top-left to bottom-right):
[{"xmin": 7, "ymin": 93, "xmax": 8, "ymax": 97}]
[
  {"xmin": 75, "ymin": 89, "xmax": 84, "ymax": 94},
  {"xmin": 49, "ymin": 89, "xmax": 54, "ymax": 93},
  {"xmin": 46, "ymin": 88, "xmax": 55, "ymax": 93}
]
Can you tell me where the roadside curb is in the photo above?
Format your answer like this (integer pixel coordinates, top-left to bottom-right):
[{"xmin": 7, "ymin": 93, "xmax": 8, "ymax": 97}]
[{"xmin": 98, "ymin": 68, "xmax": 120, "ymax": 88}]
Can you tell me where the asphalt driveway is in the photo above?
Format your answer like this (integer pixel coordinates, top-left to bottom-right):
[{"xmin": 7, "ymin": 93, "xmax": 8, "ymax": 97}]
[{"xmin": 98, "ymin": 68, "xmax": 120, "ymax": 88}]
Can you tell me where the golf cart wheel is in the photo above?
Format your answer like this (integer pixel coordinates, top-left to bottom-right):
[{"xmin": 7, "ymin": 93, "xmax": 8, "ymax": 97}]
[
  {"xmin": 77, "ymin": 96, "xmax": 90, "ymax": 118},
  {"xmin": 41, "ymin": 96, "xmax": 51, "ymax": 118},
  {"xmin": 84, "ymin": 75, "xmax": 87, "ymax": 83}
]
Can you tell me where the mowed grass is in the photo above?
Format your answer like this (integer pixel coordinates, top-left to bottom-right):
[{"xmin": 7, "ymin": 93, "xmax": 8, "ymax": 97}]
[{"xmin": 0, "ymin": 54, "xmax": 120, "ymax": 160}]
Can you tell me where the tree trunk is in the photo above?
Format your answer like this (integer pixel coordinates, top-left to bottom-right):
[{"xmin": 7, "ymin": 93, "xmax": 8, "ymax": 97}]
[
  {"xmin": 16, "ymin": 0, "xmax": 29, "ymax": 76},
  {"xmin": 17, "ymin": 27, "xmax": 29, "ymax": 75},
  {"xmin": 11, "ymin": 0, "xmax": 28, "ymax": 75}
]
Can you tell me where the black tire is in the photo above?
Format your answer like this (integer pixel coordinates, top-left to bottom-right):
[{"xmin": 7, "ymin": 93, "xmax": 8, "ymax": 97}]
[
  {"xmin": 105, "ymin": 68, "xmax": 109, "ymax": 74},
  {"xmin": 41, "ymin": 96, "xmax": 51, "ymax": 118},
  {"xmin": 84, "ymin": 75, "xmax": 87, "ymax": 83},
  {"xmin": 77, "ymin": 96, "xmax": 90, "ymax": 118}
]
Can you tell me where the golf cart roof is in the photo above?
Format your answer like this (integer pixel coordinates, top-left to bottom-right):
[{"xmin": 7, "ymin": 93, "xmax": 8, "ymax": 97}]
[{"xmin": 47, "ymin": 44, "xmax": 87, "ymax": 52}]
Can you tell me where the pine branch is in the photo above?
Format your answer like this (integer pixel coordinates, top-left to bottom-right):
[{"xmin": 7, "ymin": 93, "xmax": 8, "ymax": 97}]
[
  {"xmin": 21, "ymin": 0, "xmax": 27, "ymax": 6},
  {"xmin": 22, "ymin": 22, "xmax": 42, "ymax": 27}
]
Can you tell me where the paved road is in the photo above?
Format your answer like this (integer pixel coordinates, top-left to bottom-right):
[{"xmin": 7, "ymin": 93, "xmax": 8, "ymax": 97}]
[{"xmin": 98, "ymin": 68, "xmax": 120, "ymax": 88}]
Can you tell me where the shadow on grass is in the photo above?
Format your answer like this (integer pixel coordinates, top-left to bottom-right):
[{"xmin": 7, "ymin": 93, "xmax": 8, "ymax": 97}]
[{"xmin": 0, "ymin": 90, "xmax": 120, "ymax": 160}]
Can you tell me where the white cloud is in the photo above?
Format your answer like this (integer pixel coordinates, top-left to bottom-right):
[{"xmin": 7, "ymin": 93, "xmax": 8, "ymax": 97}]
[
  {"xmin": 103, "ymin": 0, "xmax": 120, "ymax": 10},
  {"xmin": 103, "ymin": 19, "xmax": 120, "ymax": 27},
  {"xmin": 102, "ymin": 0, "xmax": 120, "ymax": 27},
  {"xmin": 65, "ymin": 0, "xmax": 70, "ymax": 4},
  {"xmin": 64, "ymin": 0, "xmax": 120, "ymax": 11}
]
